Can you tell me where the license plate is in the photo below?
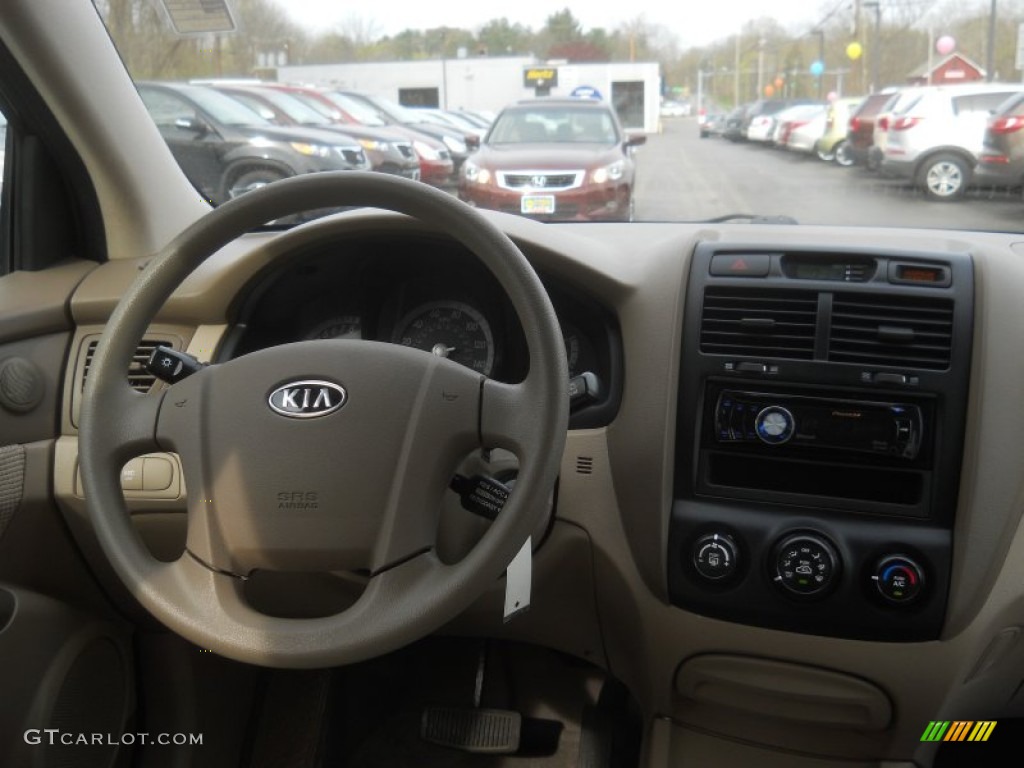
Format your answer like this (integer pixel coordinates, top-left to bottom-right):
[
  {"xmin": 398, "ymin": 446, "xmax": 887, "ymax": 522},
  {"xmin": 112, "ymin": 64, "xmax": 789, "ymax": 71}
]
[{"xmin": 521, "ymin": 195, "xmax": 555, "ymax": 215}]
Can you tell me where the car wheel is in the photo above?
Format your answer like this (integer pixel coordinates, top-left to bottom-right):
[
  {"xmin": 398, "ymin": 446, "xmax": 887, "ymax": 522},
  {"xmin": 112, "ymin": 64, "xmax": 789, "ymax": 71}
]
[
  {"xmin": 834, "ymin": 140, "xmax": 855, "ymax": 168},
  {"xmin": 920, "ymin": 154, "xmax": 969, "ymax": 201},
  {"xmin": 226, "ymin": 167, "xmax": 290, "ymax": 199},
  {"xmin": 78, "ymin": 171, "xmax": 568, "ymax": 668},
  {"xmin": 816, "ymin": 144, "xmax": 835, "ymax": 162}
]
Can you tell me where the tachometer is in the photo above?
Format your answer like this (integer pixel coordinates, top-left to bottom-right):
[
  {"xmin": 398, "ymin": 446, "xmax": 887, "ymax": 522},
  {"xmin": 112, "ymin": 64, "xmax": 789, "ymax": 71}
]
[
  {"xmin": 305, "ymin": 315, "xmax": 362, "ymax": 340},
  {"xmin": 393, "ymin": 301, "xmax": 495, "ymax": 376}
]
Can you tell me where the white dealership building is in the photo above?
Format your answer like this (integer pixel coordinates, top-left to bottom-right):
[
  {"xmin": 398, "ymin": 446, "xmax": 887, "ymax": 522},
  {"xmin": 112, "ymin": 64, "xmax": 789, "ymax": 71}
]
[{"xmin": 277, "ymin": 56, "xmax": 661, "ymax": 133}]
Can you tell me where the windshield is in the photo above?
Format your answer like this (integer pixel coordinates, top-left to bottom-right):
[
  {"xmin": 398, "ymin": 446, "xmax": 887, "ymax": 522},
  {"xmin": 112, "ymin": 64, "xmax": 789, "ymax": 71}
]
[
  {"xmin": 322, "ymin": 92, "xmax": 389, "ymax": 126},
  {"xmin": 95, "ymin": 0, "xmax": 1024, "ymax": 231},
  {"xmin": 490, "ymin": 106, "xmax": 619, "ymax": 145},
  {"xmin": 180, "ymin": 84, "xmax": 273, "ymax": 127},
  {"xmin": 252, "ymin": 88, "xmax": 334, "ymax": 125}
]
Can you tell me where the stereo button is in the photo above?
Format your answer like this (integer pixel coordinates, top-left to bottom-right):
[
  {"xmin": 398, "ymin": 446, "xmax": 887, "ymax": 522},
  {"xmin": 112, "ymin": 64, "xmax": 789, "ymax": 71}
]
[{"xmin": 755, "ymin": 406, "xmax": 795, "ymax": 445}]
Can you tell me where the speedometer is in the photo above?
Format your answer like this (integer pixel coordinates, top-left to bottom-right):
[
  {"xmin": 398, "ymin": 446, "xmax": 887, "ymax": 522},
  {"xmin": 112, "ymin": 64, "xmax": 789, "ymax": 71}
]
[{"xmin": 393, "ymin": 301, "xmax": 495, "ymax": 376}]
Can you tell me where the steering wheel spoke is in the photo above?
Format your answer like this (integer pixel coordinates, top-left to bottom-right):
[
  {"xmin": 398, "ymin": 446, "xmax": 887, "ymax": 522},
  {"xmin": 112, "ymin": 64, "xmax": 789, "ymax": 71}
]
[{"xmin": 480, "ymin": 379, "xmax": 548, "ymax": 455}]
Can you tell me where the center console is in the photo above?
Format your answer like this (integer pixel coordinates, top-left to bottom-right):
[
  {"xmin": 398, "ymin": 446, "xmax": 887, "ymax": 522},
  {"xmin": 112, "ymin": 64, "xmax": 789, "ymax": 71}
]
[{"xmin": 669, "ymin": 244, "xmax": 973, "ymax": 641}]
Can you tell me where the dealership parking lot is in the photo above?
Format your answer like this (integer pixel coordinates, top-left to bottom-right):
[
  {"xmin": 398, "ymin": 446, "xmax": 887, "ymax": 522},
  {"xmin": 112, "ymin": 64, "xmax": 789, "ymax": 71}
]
[{"xmin": 634, "ymin": 117, "xmax": 1024, "ymax": 231}]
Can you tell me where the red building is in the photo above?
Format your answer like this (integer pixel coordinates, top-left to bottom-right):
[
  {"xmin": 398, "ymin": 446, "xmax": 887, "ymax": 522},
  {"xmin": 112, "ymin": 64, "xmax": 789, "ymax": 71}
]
[{"xmin": 907, "ymin": 53, "xmax": 985, "ymax": 85}]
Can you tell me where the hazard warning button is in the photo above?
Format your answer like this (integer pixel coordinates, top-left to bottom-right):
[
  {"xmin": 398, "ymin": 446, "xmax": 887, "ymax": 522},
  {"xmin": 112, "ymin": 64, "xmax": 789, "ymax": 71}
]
[{"xmin": 709, "ymin": 254, "xmax": 771, "ymax": 277}]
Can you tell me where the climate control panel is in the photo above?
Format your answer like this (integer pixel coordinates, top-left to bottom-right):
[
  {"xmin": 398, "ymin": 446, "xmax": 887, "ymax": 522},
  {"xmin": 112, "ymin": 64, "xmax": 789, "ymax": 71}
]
[{"xmin": 670, "ymin": 501, "xmax": 948, "ymax": 641}]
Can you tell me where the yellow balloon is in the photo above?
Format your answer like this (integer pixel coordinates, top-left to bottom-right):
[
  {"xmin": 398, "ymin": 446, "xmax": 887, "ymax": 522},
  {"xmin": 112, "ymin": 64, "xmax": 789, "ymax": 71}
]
[{"xmin": 846, "ymin": 42, "xmax": 863, "ymax": 61}]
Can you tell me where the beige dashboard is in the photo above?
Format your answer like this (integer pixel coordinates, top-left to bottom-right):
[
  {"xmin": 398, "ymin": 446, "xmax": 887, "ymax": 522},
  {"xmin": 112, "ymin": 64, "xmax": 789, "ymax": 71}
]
[{"xmin": 47, "ymin": 213, "xmax": 1024, "ymax": 765}]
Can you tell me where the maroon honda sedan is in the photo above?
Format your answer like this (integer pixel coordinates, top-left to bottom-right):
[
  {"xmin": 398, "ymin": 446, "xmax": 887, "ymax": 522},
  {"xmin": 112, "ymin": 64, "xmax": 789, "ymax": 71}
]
[{"xmin": 459, "ymin": 98, "xmax": 645, "ymax": 222}]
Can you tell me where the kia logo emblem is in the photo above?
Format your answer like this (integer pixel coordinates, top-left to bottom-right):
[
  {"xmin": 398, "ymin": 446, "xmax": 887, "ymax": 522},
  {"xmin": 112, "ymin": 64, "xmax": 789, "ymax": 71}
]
[{"xmin": 268, "ymin": 380, "xmax": 347, "ymax": 418}]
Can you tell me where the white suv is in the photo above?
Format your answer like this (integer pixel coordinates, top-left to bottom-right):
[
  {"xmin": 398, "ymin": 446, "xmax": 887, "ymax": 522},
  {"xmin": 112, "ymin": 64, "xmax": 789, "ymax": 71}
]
[{"xmin": 879, "ymin": 83, "xmax": 1024, "ymax": 200}]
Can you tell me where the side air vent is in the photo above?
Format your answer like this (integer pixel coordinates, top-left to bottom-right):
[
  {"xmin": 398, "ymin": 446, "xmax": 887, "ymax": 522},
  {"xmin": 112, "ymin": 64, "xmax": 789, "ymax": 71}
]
[
  {"xmin": 81, "ymin": 339, "xmax": 173, "ymax": 393},
  {"xmin": 829, "ymin": 293, "xmax": 954, "ymax": 370},
  {"xmin": 700, "ymin": 287, "xmax": 817, "ymax": 360}
]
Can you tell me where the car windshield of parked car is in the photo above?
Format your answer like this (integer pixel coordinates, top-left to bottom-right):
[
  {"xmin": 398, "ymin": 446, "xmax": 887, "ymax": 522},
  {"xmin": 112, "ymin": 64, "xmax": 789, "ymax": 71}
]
[
  {"xmin": 180, "ymin": 84, "xmax": 274, "ymax": 127},
  {"xmin": 320, "ymin": 92, "xmax": 389, "ymax": 126},
  {"xmin": 93, "ymin": 0, "xmax": 1024, "ymax": 232},
  {"xmin": 249, "ymin": 87, "xmax": 334, "ymax": 126},
  {"xmin": 490, "ymin": 107, "xmax": 619, "ymax": 145}
]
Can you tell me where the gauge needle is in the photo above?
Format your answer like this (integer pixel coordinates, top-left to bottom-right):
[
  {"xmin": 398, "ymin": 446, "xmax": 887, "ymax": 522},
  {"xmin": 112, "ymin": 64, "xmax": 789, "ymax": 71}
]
[{"xmin": 431, "ymin": 343, "xmax": 456, "ymax": 358}]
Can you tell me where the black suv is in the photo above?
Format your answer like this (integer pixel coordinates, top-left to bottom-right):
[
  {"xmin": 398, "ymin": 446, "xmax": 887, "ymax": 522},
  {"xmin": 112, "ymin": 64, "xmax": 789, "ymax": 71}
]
[{"xmin": 137, "ymin": 82, "xmax": 371, "ymax": 204}]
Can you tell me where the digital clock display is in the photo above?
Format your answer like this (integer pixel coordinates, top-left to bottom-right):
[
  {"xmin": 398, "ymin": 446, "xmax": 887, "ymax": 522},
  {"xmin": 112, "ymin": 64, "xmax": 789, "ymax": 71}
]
[{"xmin": 792, "ymin": 262, "xmax": 853, "ymax": 280}]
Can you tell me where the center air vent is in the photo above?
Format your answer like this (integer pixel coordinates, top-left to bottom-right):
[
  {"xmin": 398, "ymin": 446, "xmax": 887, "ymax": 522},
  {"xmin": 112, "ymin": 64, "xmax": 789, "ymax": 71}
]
[
  {"xmin": 82, "ymin": 338, "xmax": 173, "ymax": 393},
  {"xmin": 828, "ymin": 293, "xmax": 953, "ymax": 370},
  {"xmin": 700, "ymin": 287, "xmax": 817, "ymax": 360}
]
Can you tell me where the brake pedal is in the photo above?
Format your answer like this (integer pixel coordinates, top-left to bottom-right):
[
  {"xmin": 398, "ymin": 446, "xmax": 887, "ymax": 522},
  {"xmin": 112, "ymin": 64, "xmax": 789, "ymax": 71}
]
[{"xmin": 420, "ymin": 706, "xmax": 522, "ymax": 754}]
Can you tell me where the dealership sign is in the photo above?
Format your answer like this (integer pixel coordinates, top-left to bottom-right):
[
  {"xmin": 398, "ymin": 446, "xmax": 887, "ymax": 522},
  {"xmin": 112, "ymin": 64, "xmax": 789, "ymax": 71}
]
[
  {"xmin": 570, "ymin": 85, "xmax": 603, "ymax": 100},
  {"xmin": 524, "ymin": 67, "xmax": 559, "ymax": 87}
]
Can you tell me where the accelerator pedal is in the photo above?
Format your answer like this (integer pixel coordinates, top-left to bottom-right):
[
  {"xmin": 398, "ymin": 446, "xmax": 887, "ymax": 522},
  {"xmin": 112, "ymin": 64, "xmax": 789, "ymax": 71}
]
[{"xmin": 420, "ymin": 706, "xmax": 522, "ymax": 754}]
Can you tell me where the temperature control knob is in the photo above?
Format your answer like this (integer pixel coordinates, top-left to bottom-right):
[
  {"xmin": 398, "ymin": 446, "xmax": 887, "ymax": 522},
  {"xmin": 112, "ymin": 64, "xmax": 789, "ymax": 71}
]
[
  {"xmin": 873, "ymin": 555, "xmax": 925, "ymax": 604},
  {"xmin": 755, "ymin": 406, "xmax": 795, "ymax": 445},
  {"xmin": 772, "ymin": 532, "xmax": 840, "ymax": 597}
]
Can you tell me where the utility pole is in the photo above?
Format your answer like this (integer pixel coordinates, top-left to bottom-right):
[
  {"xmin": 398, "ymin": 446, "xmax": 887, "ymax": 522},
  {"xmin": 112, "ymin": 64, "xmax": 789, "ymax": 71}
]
[
  {"xmin": 697, "ymin": 65, "xmax": 704, "ymax": 121},
  {"xmin": 757, "ymin": 38, "xmax": 765, "ymax": 97},
  {"xmin": 864, "ymin": 1, "xmax": 881, "ymax": 93},
  {"xmin": 734, "ymin": 34, "xmax": 740, "ymax": 105},
  {"xmin": 814, "ymin": 29, "xmax": 825, "ymax": 100},
  {"xmin": 987, "ymin": 0, "xmax": 997, "ymax": 82}
]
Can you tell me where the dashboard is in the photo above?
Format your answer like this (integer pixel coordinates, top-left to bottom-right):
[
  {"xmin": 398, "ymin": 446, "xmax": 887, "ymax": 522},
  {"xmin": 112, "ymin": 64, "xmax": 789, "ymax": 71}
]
[{"xmin": 38, "ymin": 213, "xmax": 1024, "ymax": 766}]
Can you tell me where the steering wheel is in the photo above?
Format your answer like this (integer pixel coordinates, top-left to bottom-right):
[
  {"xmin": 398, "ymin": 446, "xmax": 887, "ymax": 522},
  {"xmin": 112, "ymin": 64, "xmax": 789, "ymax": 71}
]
[{"xmin": 78, "ymin": 172, "xmax": 568, "ymax": 668}]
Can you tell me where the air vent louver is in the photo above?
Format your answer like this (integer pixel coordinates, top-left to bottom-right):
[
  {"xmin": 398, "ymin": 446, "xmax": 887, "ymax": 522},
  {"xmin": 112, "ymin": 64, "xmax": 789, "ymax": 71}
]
[
  {"xmin": 82, "ymin": 339, "xmax": 173, "ymax": 393},
  {"xmin": 828, "ymin": 293, "xmax": 953, "ymax": 370},
  {"xmin": 700, "ymin": 287, "xmax": 817, "ymax": 360}
]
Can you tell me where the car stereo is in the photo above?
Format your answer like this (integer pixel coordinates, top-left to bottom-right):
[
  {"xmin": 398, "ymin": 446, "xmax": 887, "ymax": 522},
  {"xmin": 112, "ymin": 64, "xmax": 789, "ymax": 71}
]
[{"xmin": 713, "ymin": 389, "xmax": 923, "ymax": 460}]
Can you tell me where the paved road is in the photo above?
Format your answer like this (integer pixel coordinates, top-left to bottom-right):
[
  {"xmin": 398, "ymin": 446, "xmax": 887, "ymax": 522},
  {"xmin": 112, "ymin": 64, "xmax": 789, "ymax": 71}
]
[{"xmin": 635, "ymin": 117, "xmax": 1024, "ymax": 232}]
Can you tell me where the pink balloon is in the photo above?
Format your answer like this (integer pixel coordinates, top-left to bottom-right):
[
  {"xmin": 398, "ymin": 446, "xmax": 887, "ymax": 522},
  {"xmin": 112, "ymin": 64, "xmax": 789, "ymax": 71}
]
[
  {"xmin": 936, "ymin": 35, "xmax": 956, "ymax": 56},
  {"xmin": 827, "ymin": 91, "xmax": 838, "ymax": 102}
]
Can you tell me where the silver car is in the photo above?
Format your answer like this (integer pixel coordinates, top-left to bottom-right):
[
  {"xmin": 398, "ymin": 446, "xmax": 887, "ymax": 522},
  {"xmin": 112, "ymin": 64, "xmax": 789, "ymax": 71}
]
[{"xmin": 879, "ymin": 83, "xmax": 1024, "ymax": 200}]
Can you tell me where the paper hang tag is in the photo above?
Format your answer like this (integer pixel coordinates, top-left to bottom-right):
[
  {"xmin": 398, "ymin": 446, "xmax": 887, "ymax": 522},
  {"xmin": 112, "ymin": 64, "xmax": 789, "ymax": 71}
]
[{"xmin": 503, "ymin": 537, "xmax": 532, "ymax": 623}]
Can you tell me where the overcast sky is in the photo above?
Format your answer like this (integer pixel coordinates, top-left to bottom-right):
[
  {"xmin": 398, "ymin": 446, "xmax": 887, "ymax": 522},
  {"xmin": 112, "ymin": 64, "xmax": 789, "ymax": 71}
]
[{"xmin": 269, "ymin": 0, "xmax": 844, "ymax": 49}]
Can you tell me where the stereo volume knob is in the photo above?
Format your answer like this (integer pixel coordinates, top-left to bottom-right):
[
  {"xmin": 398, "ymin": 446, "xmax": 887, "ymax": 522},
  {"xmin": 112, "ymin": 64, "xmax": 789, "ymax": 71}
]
[{"xmin": 755, "ymin": 406, "xmax": 795, "ymax": 445}]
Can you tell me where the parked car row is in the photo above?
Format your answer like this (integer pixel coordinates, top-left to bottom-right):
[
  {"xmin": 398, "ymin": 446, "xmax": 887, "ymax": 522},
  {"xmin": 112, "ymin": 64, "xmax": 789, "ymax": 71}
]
[
  {"xmin": 705, "ymin": 82, "xmax": 1024, "ymax": 201},
  {"xmin": 136, "ymin": 81, "xmax": 495, "ymax": 204}
]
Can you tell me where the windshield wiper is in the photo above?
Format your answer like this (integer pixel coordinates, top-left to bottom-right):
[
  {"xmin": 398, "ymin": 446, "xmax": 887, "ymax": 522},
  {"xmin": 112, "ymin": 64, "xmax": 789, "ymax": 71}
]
[{"xmin": 703, "ymin": 213, "xmax": 799, "ymax": 225}]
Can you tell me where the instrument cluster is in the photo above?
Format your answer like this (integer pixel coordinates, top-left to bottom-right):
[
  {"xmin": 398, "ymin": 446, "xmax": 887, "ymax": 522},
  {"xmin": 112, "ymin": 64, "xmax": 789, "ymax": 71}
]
[{"xmin": 223, "ymin": 235, "xmax": 620, "ymax": 427}]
